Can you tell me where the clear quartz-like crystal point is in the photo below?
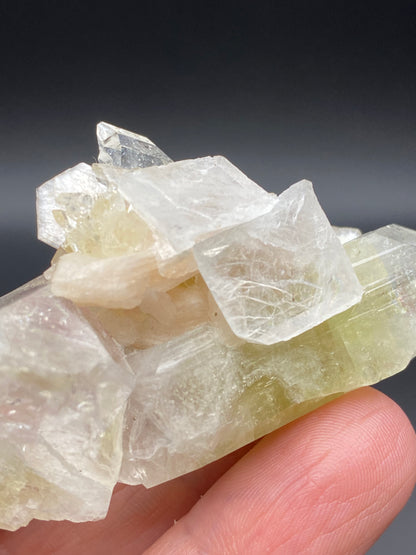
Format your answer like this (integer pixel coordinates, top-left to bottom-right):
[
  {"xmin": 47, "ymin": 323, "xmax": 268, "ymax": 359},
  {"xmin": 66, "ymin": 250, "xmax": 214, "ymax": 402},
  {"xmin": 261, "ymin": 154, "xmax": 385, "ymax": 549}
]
[
  {"xmin": 193, "ymin": 180, "xmax": 363, "ymax": 345},
  {"xmin": 0, "ymin": 277, "xmax": 133, "ymax": 531},
  {"xmin": 120, "ymin": 225, "xmax": 416, "ymax": 487},
  {"xmin": 97, "ymin": 156, "xmax": 278, "ymax": 259},
  {"xmin": 97, "ymin": 122, "xmax": 172, "ymax": 169}
]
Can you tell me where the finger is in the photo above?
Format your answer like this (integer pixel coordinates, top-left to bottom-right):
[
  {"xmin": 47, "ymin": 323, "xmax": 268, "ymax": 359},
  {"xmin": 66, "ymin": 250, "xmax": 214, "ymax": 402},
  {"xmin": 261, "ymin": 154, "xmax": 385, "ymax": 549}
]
[
  {"xmin": 0, "ymin": 444, "xmax": 253, "ymax": 555},
  {"xmin": 146, "ymin": 387, "xmax": 416, "ymax": 555}
]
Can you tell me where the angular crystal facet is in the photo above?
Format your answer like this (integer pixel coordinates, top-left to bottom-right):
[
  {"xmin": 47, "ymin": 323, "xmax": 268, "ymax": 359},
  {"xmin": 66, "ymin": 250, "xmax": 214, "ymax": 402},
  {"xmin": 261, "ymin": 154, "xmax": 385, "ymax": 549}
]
[
  {"xmin": 193, "ymin": 181, "xmax": 363, "ymax": 344},
  {"xmin": 97, "ymin": 156, "xmax": 277, "ymax": 258},
  {"xmin": 0, "ymin": 278, "xmax": 133, "ymax": 531},
  {"xmin": 333, "ymin": 225, "xmax": 362, "ymax": 244},
  {"xmin": 2, "ymin": 122, "xmax": 414, "ymax": 531},
  {"xmin": 36, "ymin": 163, "xmax": 108, "ymax": 249},
  {"xmin": 97, "ymin": 122, "xmax": 172, "ymax": 169},
  {"xmin": 121, "ymin": 225, "xmax": 416, "ymax": 486}
]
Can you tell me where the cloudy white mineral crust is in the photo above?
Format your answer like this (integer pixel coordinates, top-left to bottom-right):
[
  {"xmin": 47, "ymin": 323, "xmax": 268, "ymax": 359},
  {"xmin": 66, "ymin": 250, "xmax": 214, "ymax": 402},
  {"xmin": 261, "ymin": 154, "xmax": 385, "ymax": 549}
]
[{"xmin": 1, "ymin": 121, "xmax": 414, "ymax": 530}]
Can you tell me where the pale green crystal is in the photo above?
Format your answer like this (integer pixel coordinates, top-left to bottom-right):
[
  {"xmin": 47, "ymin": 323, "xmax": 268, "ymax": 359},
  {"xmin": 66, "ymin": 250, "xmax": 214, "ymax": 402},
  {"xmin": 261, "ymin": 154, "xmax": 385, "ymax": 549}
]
[{"xmin": 121, "ymin": 225, "xmax": 416, "ymax": 487}]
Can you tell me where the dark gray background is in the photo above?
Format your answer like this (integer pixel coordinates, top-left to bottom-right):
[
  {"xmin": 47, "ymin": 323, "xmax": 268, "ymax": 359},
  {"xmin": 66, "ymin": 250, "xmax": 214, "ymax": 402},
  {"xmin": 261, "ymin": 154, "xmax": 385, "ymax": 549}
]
[{"xmin": 1, "ymin": 2, "xmax": 415, "ymax": 552}]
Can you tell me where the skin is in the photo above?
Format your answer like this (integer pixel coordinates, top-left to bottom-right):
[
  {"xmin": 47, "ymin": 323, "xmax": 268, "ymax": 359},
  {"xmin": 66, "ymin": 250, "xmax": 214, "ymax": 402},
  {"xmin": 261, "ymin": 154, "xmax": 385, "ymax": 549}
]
[{"xmin": 1, "ymin": 387, "xmax": 415, "ymax": 554}]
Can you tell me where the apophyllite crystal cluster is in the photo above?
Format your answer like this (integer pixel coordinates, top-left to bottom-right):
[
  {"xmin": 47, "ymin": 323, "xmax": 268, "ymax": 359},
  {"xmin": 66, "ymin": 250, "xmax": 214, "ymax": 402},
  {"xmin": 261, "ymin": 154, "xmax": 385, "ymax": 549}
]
[{"xmin": 1, "ymin": 123, "xmax": 416, "ymax": 531}]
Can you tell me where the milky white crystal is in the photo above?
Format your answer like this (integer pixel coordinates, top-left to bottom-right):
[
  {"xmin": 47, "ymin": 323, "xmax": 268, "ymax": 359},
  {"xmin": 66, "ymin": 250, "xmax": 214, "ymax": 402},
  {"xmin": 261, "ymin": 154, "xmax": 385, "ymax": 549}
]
[
  {"xmin": 193, "ymin": 180, "xmax": 363, "ymax": 345},
  {"xmin": 120, "ymin": 225, "xmax": 416, "ymax": 487},
  {"xmin": 97, "ymin": 156, "xmax": 278, "ymax": 259},
  {"xmin": 0, "ymin": 277, "xmax": 133, "ymax": 531},
  {"xmin": 49, "ymin": 250, "xmax": 189, "ymax": 309},
  {"xmin": 97, "ymin": 121, "xmax": 172, "ymax": 169}
]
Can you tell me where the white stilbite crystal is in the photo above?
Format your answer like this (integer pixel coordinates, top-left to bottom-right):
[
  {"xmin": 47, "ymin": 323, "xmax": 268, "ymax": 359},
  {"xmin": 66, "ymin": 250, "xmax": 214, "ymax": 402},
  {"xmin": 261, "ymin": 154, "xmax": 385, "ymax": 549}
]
[
  {"xmin": 49, "ymin": 250, "xmax": 189, "ymax": 309},
  {"xmin": 36, "ymin": 163, "xmax": 107, "ymax": 249},
  {"xmin": 120, "ymin": 225, "xmax": 416, "ymax": 487},
  {"xmin": 0, "ymin": 277, "xmax": 133, "ymax": 531},
  {"xmin": 193, "ymin": 180, "xmax": 363, "ymax": 345},
  {"xmin": 97, "ymin": 156, "xmax": 278, "ymax": 259},
  {"xmin": 87, "ymin": 275, "xmax": 214, "ymax": 350},
  {"xmin": 97, "ymin": 122, "xmax": 172, "ymax": 169}
]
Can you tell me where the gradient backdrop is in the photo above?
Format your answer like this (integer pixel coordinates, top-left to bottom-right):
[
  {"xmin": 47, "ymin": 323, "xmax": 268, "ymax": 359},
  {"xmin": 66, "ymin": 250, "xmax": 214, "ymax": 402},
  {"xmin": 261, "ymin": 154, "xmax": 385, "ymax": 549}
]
[{"xmin": 1, "ymin": 2, "xmax": 415, "ymax": 552}]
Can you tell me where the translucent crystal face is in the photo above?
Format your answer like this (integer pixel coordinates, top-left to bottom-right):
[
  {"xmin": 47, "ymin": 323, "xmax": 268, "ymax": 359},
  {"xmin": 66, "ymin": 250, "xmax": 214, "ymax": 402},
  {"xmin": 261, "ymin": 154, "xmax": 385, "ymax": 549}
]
[
  {"xmin": 0, "ymin": 278, "xmax": 133, "ymax": 530},
  {"xmin": 121, "ymin": 225, "xmax": 416, "ymax": 487},
  {"xmin": 96, "ymin": 121, "xmax": 172, "ymax": 169},
  {"xmin": 193, "ymin": 180, "xmax": 363, "ymax": 345},
  {"xmin": 97, "ymin": 155, "xmax": 278, "ymax": 258},
  {"xmin": 36, "ymin": 163, "xmax": 108, "ymax": 250},
  {"xmin": 2, "ymin": 122, "xmax": 414, "ymax": 531}
]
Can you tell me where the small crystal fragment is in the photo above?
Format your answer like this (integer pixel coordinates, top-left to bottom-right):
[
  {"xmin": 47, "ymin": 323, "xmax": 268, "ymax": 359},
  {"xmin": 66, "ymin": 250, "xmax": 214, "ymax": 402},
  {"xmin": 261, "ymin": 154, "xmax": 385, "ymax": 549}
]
[
  {"xmin": 0, "ymin": 278, "xmax": 133, "ymax": 531},
  {"xmin": 36, "ymin": 163, "xmax": 107, "ymax": 249},
  {"xmin": 97, "ymin": 121, "xmax": 172, "ymax": 168},
  {"xmin": 194, "ymin": 180, "xmax": 363, "ymax": 345},
  {"xmin": 333, "ymin": 225, "xmax": 362, "ymax": 244}
]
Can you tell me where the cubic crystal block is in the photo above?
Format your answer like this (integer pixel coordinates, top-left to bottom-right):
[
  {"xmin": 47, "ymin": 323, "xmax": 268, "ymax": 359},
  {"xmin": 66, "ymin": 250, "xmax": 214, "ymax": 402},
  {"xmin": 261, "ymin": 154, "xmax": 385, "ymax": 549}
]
[
  {"xmin": 120, "ymin": 225, "xmax": 416, "ymax": 487},
  {"xmin": 193, "ymin": 180, "xmax": 363, "ymax": 345},
  {"xmin": 97, "ymin": 156, "xmax": 277, "ymax": 259},
  {"xmin": 97, "ymin": 121, "xmax": 172, "ymax": 169},
  {"xmin": 0, "ymin": 277, "xmax": 133, "ymax": 531}
]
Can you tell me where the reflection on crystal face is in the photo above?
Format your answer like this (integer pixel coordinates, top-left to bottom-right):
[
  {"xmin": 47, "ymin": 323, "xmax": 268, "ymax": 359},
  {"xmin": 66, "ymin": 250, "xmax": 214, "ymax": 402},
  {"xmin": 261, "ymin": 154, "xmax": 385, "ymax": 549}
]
[
  {"xmin": 333, "ymin": 225, "xmax": 362, "ymax": 244},
  {"xmin": 194, "ymin": 181, "xmax": 363, "ymax": 345},
  {"xmin": 97, "ymin": 121, "xmax": 172, "ymax": 169},
  {"xmin": 98, "ymin": 155, "xmax": 277, "ymax": 258}
]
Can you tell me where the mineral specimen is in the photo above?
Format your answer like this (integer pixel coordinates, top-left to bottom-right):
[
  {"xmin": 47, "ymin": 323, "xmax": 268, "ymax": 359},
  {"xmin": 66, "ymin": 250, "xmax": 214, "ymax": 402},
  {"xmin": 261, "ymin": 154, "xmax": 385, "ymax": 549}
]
[
  {"xmin": 0, "ymin": 277, "xmax": 133, "ymax": 531},
  {"xmin": 122, "ymin": 224, "xmax": 416, "ymax": 486},
  {"xmin": 0, "ymin": 122, "xmax": 414, "ymax": 531}
]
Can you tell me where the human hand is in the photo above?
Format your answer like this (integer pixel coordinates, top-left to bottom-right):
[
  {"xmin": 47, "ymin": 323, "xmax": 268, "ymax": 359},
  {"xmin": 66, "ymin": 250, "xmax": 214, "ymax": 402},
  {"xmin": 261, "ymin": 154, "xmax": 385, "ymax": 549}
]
[{"xmin": 1, "ymin": 387, "xmax": 415, "ymax": 554}]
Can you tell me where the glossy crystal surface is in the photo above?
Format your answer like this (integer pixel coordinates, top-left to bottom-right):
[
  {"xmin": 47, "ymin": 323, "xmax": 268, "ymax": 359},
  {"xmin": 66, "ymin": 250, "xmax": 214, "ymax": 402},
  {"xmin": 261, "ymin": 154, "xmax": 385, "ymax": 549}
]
[
  {"xmin": 97, "ymin": 122, "xmax": 172, "ymax": 168},
  {"xmin": 1, "ymin": 122, "xmax": 413, "ymax": 531},
  {"xmin": 121, "ymin": 225, "xmax": 416, "ymax": 486},
  {"xmin": 193, "ymin": 180, "xmax": 363, "ymax": 344},
  {"xmin": 98, "ymin": 156, "xmax": 277, "ymax": 258},
  {"xmin": 0, "ymin": 278, "xmax": 133, "ymax": 531}
]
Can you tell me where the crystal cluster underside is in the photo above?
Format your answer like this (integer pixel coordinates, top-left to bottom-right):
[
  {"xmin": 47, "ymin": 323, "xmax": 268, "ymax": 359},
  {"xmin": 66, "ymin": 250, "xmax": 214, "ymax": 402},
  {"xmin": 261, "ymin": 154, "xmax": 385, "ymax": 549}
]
[{"xmin": 1, "ymin": 122, "xmax": 415, "ymax": 531}]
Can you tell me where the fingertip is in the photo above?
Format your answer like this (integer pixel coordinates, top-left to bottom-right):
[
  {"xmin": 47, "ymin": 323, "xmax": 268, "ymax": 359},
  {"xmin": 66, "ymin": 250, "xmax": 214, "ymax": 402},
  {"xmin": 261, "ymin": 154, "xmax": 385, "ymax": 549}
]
[{"xmin": 146, "ymin": 387, "xmax": 416, "ymax": 554}]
